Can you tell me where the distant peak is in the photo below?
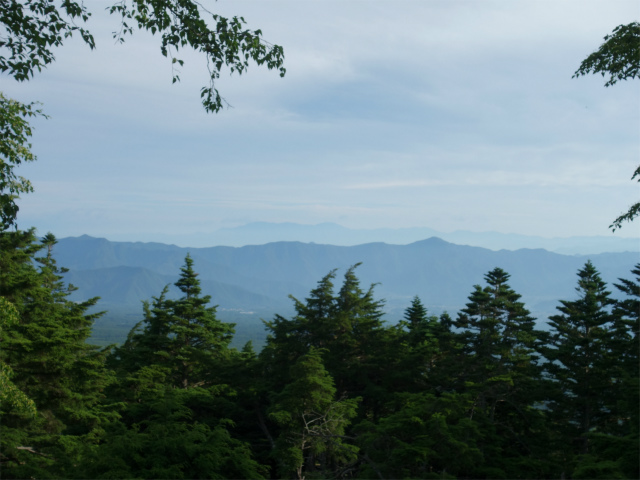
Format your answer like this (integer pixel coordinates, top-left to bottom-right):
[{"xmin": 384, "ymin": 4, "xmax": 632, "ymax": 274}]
[{"xmin": 410, "ymin": 236, "xmax": 449, "ymax": 245}]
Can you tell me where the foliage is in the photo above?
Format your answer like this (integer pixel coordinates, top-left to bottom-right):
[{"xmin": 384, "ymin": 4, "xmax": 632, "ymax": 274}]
[
  {"xmin": 262, "ymin": 265, "xmax": 389, "ymax": 413},
  {"xmin": 0, "ymin": 297, "xmax": 36, "ymax": 417},
  {"xmin": 394, "ymin": 297, "xmax": 455, "ymax": 394},
  {"xmin": 452, "ymin": 267, "xmax": 549, "ymax": 477},
  {"xmin": 582, "ymin": 263, "xmax": 640, "ymax": 480},
  {"xmin": 0, "ymin": 230, "xmax": 117, "ymax": 478},
  {"xmin": 573, "ymin": 22, "xmax": 640, "ymax": 87},
  {"xmin": 1, "ymin": 241, "xmax": 637, "ymax": 478},
  {"xmin": 1, "ymin": 0, "xmax": 285, "ymax": 112},
  {"xmin": 609, "ymin": 166, "xmax": 640, "ymax": 231},
  {"xmin": 84, "ymin": 386, "xmax": 266, "ymax": 480},
  {"xmin": 110, "ymin": 0, "xmax": 286, "ymax": 112},
  {"xmin": 356, "ymin": 392, "xmax": 482, "ymax": 479},
  {"xmin": 541, "ymin": 261, "xmax": 620, "ymax": 476},
  {"xmin": 268, "ymin": 348, "xmax": 360, "ymax": 480},
  {"xmin": 0, "ymin": 93, "xmax": 44, "ymax": 230},
  {"xmin": 97, "ymin": 255, "xmax": 264, "ymax": 479},
  {"xmin": 573, "ymin": 22, "xmax": 640, "ymax": 231},
  {"xmin": 111, "ymin": 254, "xmax": 234, "ymax": 390},
  {"xmin": 0, "ymin": 0, "xmax": 94, "ymax": 81}
]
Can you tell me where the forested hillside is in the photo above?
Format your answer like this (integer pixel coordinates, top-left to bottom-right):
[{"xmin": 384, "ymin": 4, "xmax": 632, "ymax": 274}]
[
  {"xmin": 53, "ymin": 234, "xmax": 637, "ymax": 348},
  {"xmin": 1, "ymin": 232, "xmax": 638, "ymax": 478}
]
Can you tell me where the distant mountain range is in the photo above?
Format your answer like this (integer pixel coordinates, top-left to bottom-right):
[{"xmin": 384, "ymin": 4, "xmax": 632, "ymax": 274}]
[
  {"xmin": 55, "ymin": 234, "xmax": 638, "ymax": 347},
  {"xmin": 112, "ymin": 222, "xmax": 639, "ymax": 255}
]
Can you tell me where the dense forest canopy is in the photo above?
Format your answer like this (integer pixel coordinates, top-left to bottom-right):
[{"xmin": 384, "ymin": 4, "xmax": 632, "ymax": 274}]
[
  {"xmin": 0, "ymin": 2, "xmax": 638, "ymax": 478},
  {"xmin": 1, "ymin": 243, "xmax": 638, "ymax": 478}
]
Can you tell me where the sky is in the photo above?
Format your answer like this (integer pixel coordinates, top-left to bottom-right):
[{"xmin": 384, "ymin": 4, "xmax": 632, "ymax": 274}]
[{"xmin": 3, "ymin": 0, "xmax": 639, "ymax": 246}]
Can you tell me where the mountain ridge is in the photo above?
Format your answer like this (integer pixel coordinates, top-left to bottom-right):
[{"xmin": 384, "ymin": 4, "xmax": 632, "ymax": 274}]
[
  {"xmin": 57, "ymin": 234, "xmax": 637, "ymax": 310},
  {"xmin": 97, "ymin": 222, "xmax": 638, "ymax": 254},
  {"xmin": 54, "ymin": 235, "xmax": 637, "ymax": 347}
]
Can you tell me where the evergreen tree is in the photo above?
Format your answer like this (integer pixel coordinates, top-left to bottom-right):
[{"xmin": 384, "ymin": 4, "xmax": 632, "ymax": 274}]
[
  {"xmin": 259, "ymin": 266, "xmax": 394, "ymax": 475},
  {"xmin": 0, "ymin": 297, "xmax": 36, "ymax": 418},
  {"xmin": 542, "ymin": 261, "xmax": 619, "ymax": 477},
  {"xmin": 612, "ymin": 264, "xmax": 639, "ymax": 393},
  {"xmin": 84, "ymin": 386, "xmax": 266, "ymax": 480},
  {"xmin": 401, "ymin": 296, "xmax": 434, "ymax": 348},
  {"xmin": 262, "ymin": 265, "xmax": 389, "ymax": 411},
  {"xmin": 261, "ymin": 269, "xmax": 338, "ymax": 394},
  {"xmin": 452, "ymin": 267, "xmax": 548, "ymax": 477},
  {"xmin": 111, "ymin": 254, "xmax": 234, "ymax": 391},
  {"xmin": 356, "ymin": 391, "xmax": 483, "ymax": 479},
  {"xmin": 393, "ymin": 296, "xmax": 450, "ymax": 394},
  {"xmin": 268, "ymin": 348, "xmax": 360, "ymax": 480},
  {"xmin": 610, "ymin": 263, "xmax": 639, "ymax": 447},
  {"xmin": 0, "ymin": 231, "xmax": 116, "ymax": 478},
  {"xmin": 571, "ymin": 264, "xmax": 640, "ymax": 479},
  {"xmin": 95, "ymin": 255, "xmax": 263, "ymax": 479}
]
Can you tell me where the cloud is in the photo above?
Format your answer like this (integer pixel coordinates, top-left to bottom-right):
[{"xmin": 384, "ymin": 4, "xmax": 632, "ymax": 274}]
[{"xmin": 3, "ymin": 0, "xmax": 639, "ymax": 241}]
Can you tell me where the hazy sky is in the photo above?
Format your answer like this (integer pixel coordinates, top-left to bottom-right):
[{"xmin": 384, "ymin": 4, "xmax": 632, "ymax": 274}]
[{"xmin": 3, "ymin": 0, "xmax": 639, "ymax": 245}]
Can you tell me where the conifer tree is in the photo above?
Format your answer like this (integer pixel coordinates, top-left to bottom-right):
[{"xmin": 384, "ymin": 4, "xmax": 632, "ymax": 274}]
[
  {"xmin": 393, "ymin": 296, "xmax": 450, "ymax": 394},
  {"xmin": 569, "ymin": 264, "xmax": 640, "ymax": 479},
  {"xmin": 356, "ymin": 391, "xmax": 483, "ymax": 479},
  {"xmin": 453, "ymin": 267, "xmax": 548, "ymax": 477},
  {"xmin": 260, "ymin": 266, "xmax": 394, "ymax": 474},
  {"xmin": 542, "ymin": 261, "xmax": 619, "ymax": 477},
  {"xmin": 0, "ymin": 231, "xmax": 116, "ymax": 478},
  {"xmin": 112, "ymin": 254, "xmax": 234, "ymax": 390},
  {"xmin": 262, "ymin": 265, "xmax": 389, "ymax": 407},
  {"xmin": 261, "ymin": 269, "xmax": 338, "ymax": 393},
  {"xmin": 612, "ymin": 264, "xmax": 639, "ymax": 393},
  {"xmin": 95, "ymin": 254, "xmax": 263, "ymax": 479},
  {"xmin": 0, "ymin": 297, "xmax": 36, "ymax": 418},
  {"xmin": 268, "ymin": 348, "xmax": 359, "ymax": 480}
]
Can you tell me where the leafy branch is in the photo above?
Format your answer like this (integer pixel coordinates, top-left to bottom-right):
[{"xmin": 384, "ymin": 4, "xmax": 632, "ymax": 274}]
[
  {"xmin": 574, "ymin": 22, "xmax": 640, "ymax": 232},
  {"xmin": 108, "ymin": 0, "xmax": 286, "ymax": 112}
]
